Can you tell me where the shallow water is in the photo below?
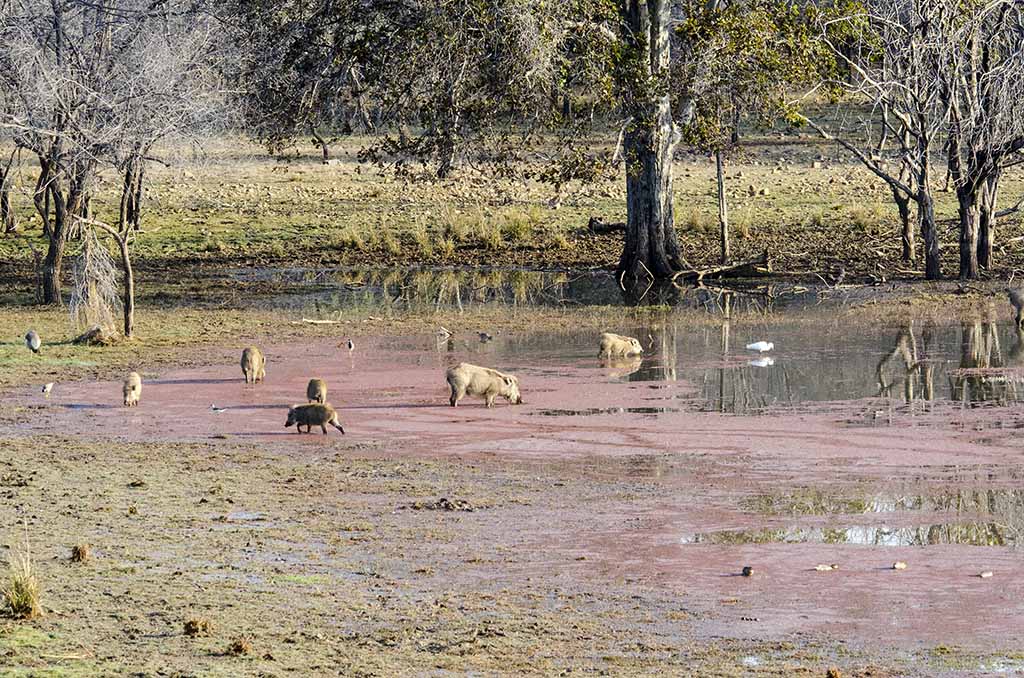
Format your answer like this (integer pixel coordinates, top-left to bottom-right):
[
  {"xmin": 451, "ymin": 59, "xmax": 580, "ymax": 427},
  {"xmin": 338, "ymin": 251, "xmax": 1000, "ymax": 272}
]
[
  {"xmin": 151, "ymin": 265, "xmax": 1024, "ymax": 411},
  {"xmin": 390, "ymin": 318, "xmax": 1024, "ymax": 412}
]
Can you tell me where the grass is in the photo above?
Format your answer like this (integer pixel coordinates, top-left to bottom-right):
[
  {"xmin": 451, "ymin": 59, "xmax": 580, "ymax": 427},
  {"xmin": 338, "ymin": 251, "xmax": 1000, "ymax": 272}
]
[
  {"xmin": 3, "ymin": 542, "xmax": 41, "ymax": 620},
  {"xmin": 227, "ymin": 636, "xmax": 253, "ymax": 656},
  {"xmin": 184, "ymin": 617, "xmax": 213, "ymax": 638},
  {"xmin": 69, "ymin": 544, "xmax": 90, "ymax": 564},
  {"xmin": 1, "ymin": 131, "xmax": 1022, "ymax": 279}
]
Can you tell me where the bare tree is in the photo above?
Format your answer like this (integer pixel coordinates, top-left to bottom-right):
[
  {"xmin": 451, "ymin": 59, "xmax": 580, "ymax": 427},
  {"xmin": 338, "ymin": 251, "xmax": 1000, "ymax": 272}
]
[
  {"xmin": 0, "ymin": 1, "xmax": 224, "ymax": 328},
  {"xmin": 938, "ymin": 0, "xmax": 1024, "ymax": 278},
  {"xmin": 807, "ymin": 0, "xmax": 947, "ymax": 280}
]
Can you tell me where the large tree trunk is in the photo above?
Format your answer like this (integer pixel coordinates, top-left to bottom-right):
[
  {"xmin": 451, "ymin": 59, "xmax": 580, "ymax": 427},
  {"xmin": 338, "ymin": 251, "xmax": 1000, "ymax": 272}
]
[
  {"xmin": 978, "ymin": 171, "xmax": 999, "ymax": 269},
  {"xmin": 957, "ymin": 187, "xmax": 980, "ymax": 280},
  {"xmin": 618, "ymin": 0, "xmax": 683, "ymax": 285},
  {"xmin": 918, "ymin": 161, "xmax": 941, "ymax": 280},
  {"xmin": 42, "ymin": 193, "xmax": 68, "ymax": 305}
]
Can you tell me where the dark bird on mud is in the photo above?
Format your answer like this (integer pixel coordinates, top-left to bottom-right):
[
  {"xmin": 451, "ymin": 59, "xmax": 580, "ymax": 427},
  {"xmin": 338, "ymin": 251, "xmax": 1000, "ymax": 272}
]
[
  {"xmin": 478, "ymin": 332, "xmax": 493, "ymax": 343},
  {"xmin": 1007, "ymin": 287, "xmax": 1024, "ymax": 327},
  {"xmin": 210, "ymin": 403, "xmax": 227, "ymax": 413},
  {"xmin": 347, "ymin": 339, "xmax": 355, "ymax": 353},
  {"xmin": 741, "ymin": 566, "xmax": 754, "ymax": 577},
  {"xmin": 25, "ymin": 329, "xmax": 41, "ymax": 354}
]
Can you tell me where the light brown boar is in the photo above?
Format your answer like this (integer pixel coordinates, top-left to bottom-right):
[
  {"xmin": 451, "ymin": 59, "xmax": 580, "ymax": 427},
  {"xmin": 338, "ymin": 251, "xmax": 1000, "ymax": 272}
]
[
  {"xmin": 285, "ymin": 403, "xmax": 345, "ymax": 434},
  {"xmin": 446, "ymin": 362, "xmax": 522, "ymax": 408},
  {"xmin": 123, "ymin": 371, "xmax": 142, "ymax": 407},
  {"xmin": 240, "ymin": 346, "xmax": 266, "ymax": 384},
  {"xmin": 598, "ymin": 332, "xmax": 644, "ymax": 358},
  {"xmin": 306, "ymin": 378, "xmax": 327, "ymax": 403}
]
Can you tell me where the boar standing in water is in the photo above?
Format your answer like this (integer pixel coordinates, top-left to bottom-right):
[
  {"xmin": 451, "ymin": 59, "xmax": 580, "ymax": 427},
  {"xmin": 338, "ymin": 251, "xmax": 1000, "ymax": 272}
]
[
  {"xmin": 123, "ymin": 372, "xmax": 142, "ymax": 407},
  {"xmin": 446, "ymin": 362, "xmax": 522, "ymax": 408},
  {"xmin": 307, "ymin": 378, "xmax": 327, "ymax": 403},
  {"xmin": 285, "ymin": 403, "xmax": 345, "ymax": 434},
  {"xmin": 598, "ymin": 332, "xmax": 644, "ymax": 358},
  {"xmin": 241, "ymin": 346, "xmax": 266, "ymax": 384}
]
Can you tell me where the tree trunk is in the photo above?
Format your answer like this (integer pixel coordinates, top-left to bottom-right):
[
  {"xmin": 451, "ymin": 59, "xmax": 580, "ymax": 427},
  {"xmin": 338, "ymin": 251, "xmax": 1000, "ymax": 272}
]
[
  {"xmin": 114, "ymin": 231, "xmax": 134, "ymax": 337},
  {"xmin": 42, "ymin": 199, "xmax": 67, "ymax": 305},
  {"xmin": 716, "ymin": 149, "xmax": 729, "ymax": 263},
  {"xmin": 348, "ymin": 66, "xmax": 375, "ymax": 133},
  {"xmin": 919, "ymin": 185, "xmax": 940, "ymax": 280},
  {"xmin": 893, "ymin": 187, "xmax": 913, "ymax": 263},
  {"xmin": 310, "ymin": 125, "xmax": 330, "ymax": 163},
  {"xmin": 918, "ymin": 138, "xmax": 941, "ymax": 280},
  {"xmin": 978, "ymin": 171, "xmax": 999, "ymax": 269},
  {"xmin": 618, "ymin": 0, "xmax": 683, "ymax": 285},
  {"xmin": 958, "ymin": 187, "xmax": 980, "ymax": 280},
  {"xmin": 0, "ymin": 149, "xmax": 15, "ymax": 233}
]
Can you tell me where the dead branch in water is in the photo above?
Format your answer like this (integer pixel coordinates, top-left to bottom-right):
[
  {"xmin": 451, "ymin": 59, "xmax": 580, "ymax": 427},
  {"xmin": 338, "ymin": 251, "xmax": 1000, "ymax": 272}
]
[{"xmin": 672, "ymin": 251, "xmax": 771, "ymax": 285}]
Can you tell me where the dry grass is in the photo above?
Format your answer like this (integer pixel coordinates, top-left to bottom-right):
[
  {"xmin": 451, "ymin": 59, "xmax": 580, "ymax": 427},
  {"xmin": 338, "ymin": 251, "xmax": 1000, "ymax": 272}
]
[
  {"xmin": 70, "ymin": 543, "xmax": 90, "ymax": 563},
  {"xmin": 3, "ymin": 542, "xmax": 41, "ymax": 619},
  {"xmin": 184, "ymin": 617, "xmax": 213, "ymax": 638},
  {"xmin": 227, "ymin": 635, "xmax": 253, "ymax": 656}
]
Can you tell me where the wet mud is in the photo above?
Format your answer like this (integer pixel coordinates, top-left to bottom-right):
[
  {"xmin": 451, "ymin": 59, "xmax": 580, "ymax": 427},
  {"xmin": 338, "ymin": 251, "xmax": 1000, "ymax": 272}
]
[{"xmin": 5, "ymin": 322, "xmax": 1024, "ymax": 664}]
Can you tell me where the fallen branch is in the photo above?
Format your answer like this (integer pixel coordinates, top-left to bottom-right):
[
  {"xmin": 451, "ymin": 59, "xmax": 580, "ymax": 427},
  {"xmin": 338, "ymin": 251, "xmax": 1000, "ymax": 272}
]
[
  {"xmin": 299, "ymin": 318, "xmax": 341, "ymax": 325},
  {"xmin": 672, "ymin": 251, "xmax": 771, "ymax": 284},
  {"xmin": 586, "ymin": 216, "xmax": 625, "ymax": 234}
]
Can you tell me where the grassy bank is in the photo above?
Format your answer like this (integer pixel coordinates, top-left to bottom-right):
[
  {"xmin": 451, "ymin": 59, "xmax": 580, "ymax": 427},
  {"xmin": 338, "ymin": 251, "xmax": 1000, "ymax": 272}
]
[{"xmin": 2, "ymin": 132, "xmax": 1023, "ymax": 284}]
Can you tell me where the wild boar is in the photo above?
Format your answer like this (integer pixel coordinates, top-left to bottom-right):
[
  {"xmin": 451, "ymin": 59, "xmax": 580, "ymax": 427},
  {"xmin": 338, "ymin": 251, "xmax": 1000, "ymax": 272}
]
[
  {"xmin": 123, "ymin": 371, "xmax": 142, "ymax": 407},
  {"xmin": 240, "ymin": 346, "xmax": 266, "ymax": 384},
  {"xmin": 446, "ymin": 362, "xmax": 522, "ymax": 408},
  {"xmin": 306, "ymin": 378, "xmax": 327, "ymax": 404},
  {"xmin": 285, "ymin": 403, "xmax": 345, "ymax": 434},
  {"xmin": 598, "ymin": 332, "xmax": 644, "ymax": 358}
]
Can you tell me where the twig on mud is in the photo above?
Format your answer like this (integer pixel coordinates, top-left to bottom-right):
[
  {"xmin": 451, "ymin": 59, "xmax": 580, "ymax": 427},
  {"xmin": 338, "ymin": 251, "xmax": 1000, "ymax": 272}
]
[{"xmin": 294, "ymin": 318, "xmax": 342, "ymax": 325}]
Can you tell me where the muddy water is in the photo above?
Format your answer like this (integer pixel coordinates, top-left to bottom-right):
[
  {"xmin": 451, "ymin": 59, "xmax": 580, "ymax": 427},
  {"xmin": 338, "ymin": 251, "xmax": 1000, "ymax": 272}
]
[{"xmin": 7, "ymin": 275, "xmax": 1024, "ymax": 658}]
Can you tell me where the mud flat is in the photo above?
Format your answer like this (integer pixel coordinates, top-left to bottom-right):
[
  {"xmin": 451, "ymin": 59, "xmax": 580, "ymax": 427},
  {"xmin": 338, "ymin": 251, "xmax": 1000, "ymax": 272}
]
[{"xmin": 2, "ymin": 316, "xmax": 1024, "ymax": 675}]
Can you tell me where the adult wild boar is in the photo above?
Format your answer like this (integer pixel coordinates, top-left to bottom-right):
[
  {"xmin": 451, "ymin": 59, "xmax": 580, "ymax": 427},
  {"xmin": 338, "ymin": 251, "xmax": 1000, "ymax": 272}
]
[
  {"xmin": 598, "ymin": 332, "xmax": 644, "ymax": 358},
  {"xmin": 446, "ymin": 362, "xmax": 522, "ymax": 408}
]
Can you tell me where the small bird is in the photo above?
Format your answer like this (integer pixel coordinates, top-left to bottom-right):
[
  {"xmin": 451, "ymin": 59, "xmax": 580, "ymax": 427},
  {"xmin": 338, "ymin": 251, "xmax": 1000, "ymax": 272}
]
[
  {"xmin": 979, "ymin": 571, "xmax": 994, "ymax": 579},
  {"xmin": 210, "ymin": 403, "xmax": 227, "ymax": 414},
  {"xmin": 814, "ymin": 563, "xmax": 839, "ymax": 572},
  {"xmin": 1007, "ymin": 287, "xmax": 1024, "ymax": 327},
  {"xmin": 892, "ymin": 561, "xmax": 908, "ymax": 570},
  {"xmin": 347, "ymin": 339, "xmax": 355, "ymax": 353},
  {"xmin": 478, "ymin": 332, "xmax": 493, "ymax": 343},
  {"xmin": 41, "ymin": 383, "xmax": 53, "ymax": 398},
  {"xmin": 745, "ymin": 341, "xmax": 774, "ymax": 352},
  {"xmin": 741, "ymin": 566, "xmax": 755, "ymax": 577},
  {"xmin": 25, "ymin": 330, "xmax": 41, "ymax": 354}
]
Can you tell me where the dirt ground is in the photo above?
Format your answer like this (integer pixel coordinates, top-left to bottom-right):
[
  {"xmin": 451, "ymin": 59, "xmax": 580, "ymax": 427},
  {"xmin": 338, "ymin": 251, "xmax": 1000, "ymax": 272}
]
[{"xmin": 2, "ymin": 316, "xmax": 1023, "ymax": 676}]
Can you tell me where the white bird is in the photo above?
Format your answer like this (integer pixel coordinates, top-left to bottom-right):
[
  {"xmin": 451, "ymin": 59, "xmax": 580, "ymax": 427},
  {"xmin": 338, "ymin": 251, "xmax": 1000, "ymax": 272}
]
[
  {"xmin": 25, "ymin": 330, "xmax": 41, "ymax": 354},
  {"xmin": 41, "ymin": 382, "xmax": 53, "ymax": 398},
  {"xmin": 745, "ymin": 341, "xmax": 774, "ymax": 352},
  {"xmin": 210, "ymin": 403, "xmax": 227, "ymax": 413},
  {"xmin": 748, "ymin": 357, "xmax": 775, "ymax": 368}
]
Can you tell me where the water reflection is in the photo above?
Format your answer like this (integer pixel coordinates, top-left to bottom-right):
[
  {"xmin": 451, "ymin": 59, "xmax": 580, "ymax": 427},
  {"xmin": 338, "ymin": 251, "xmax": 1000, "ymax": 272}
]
[
  {"xmin": 679, "ymin": 522, "xmax": 1014, "ymax": 547},
  {"xmin": 684, "ymin": 487, "xmax": 1024, "ymax": 547},
  {"xmin": 224, "ymin": 267, "xmax": 826, "ymax": 313},
  {"xmin": 744, "ymin": 487, "xmax": 1024, "ymax": 517},
  {"xmin": 213, "ymin": 267, "xmax": 1024, "ymax": 410}
]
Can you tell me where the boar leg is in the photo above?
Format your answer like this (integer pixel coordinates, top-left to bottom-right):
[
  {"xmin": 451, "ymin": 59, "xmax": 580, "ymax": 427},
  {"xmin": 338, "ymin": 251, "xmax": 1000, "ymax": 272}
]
[{"xmin": 449, "ymin": 386, "xmax": 463, "ymax": 407}]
